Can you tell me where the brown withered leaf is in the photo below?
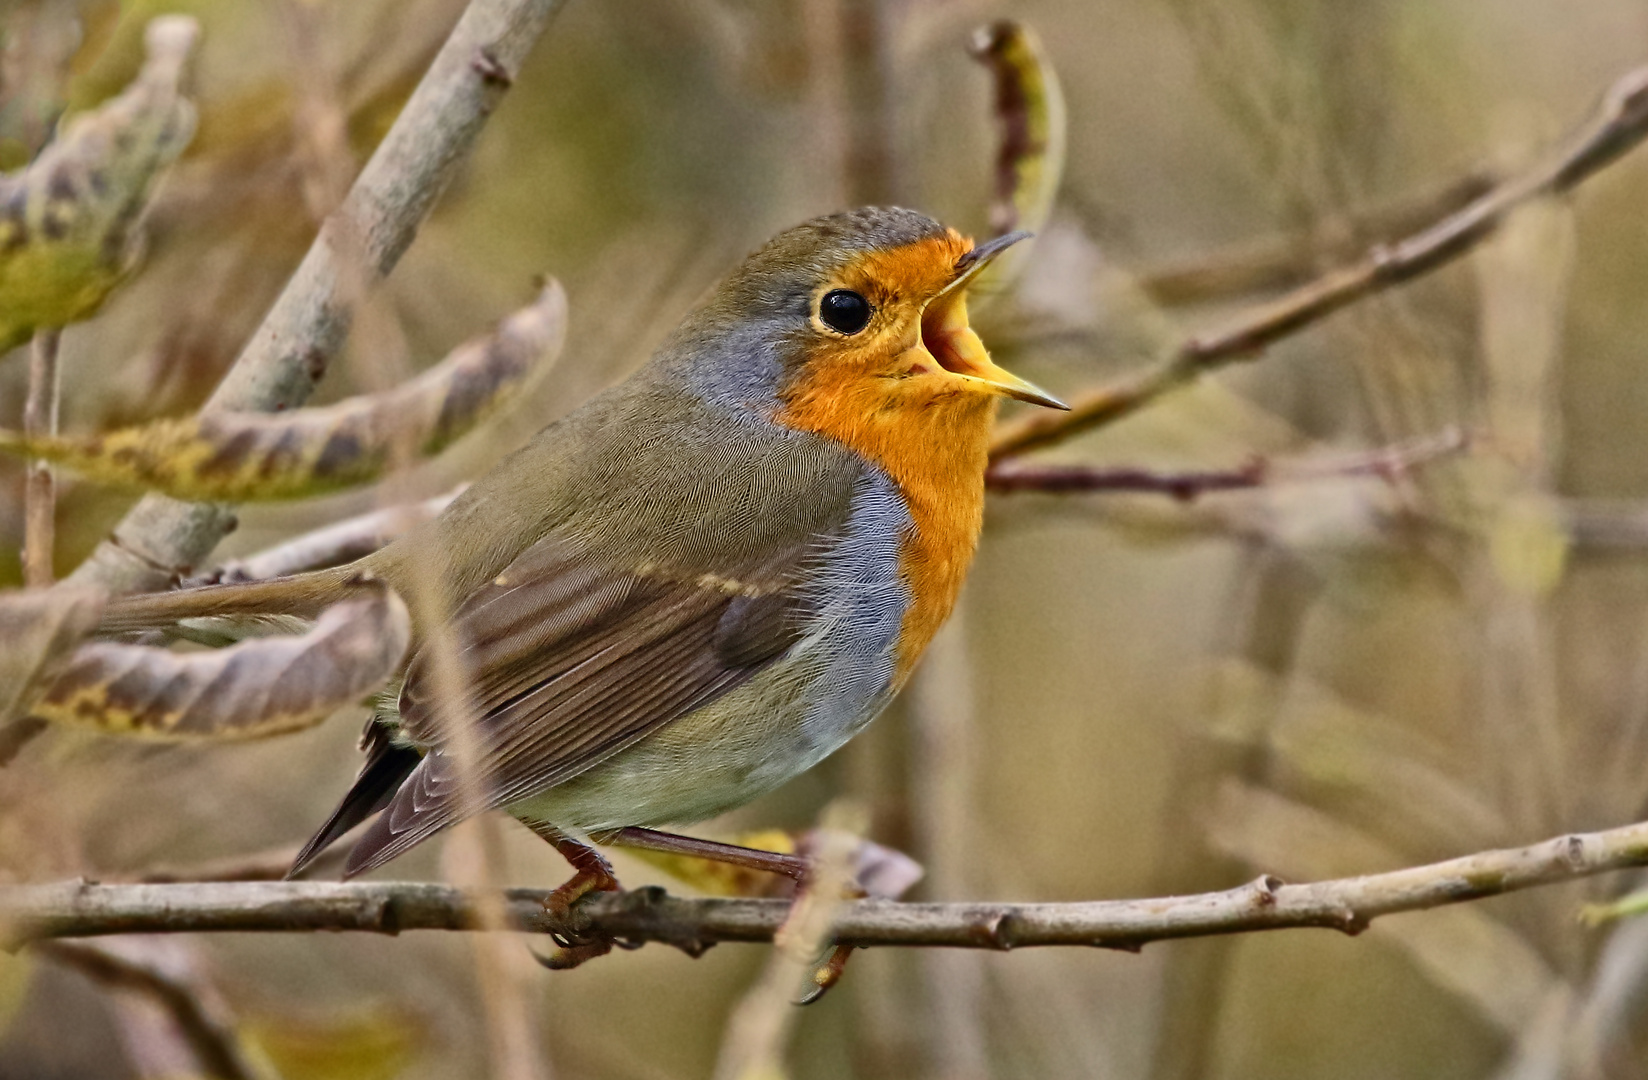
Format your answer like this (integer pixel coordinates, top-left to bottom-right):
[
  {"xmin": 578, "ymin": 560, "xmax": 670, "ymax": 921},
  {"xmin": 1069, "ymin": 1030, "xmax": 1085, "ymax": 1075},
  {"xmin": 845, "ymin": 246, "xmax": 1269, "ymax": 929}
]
[
  {"xmin": 0, "ymin": 15, "xmax": 197, "ymax": 350},
  {"xmin": 969, "ymin": 19, "xmax": 1065, "ymax": 286},
  {"xmin": 29, "ymin": 579, "xmax": 409, "ymax": 741},
  {"xmin": 0, "ymin": 584, "xmax": 107, "ymax": 726},
  {"xmin": 0, "ymin": 280, "xmax": 567, "ymax": 501}
]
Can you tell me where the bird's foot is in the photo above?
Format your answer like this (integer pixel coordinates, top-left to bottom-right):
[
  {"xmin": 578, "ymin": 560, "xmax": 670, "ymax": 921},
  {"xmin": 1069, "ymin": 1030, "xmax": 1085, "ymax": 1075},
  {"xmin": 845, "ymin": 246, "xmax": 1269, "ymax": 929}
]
[
  {"xmin": 527, "ymin": 824, "xmax": 624, "ymax": 971},
  {"xmin": 604, "ymin": 827, "xmax": 876, "ymax": 1003}
]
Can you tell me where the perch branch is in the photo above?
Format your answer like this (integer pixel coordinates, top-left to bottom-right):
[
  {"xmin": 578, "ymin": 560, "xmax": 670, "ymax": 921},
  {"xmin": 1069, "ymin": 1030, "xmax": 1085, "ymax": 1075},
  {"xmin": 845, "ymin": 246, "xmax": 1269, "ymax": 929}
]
[
  {"xmin": 990, "ymin": 64, "xmax": 1648, "ymax": 461},
  {"xmin": 6, "ymin": 817, "xmax": 1648, "ymax": 952},
  {"xmin": 69, "ymin": 0, "xmax": 565, "ymax": 591}
]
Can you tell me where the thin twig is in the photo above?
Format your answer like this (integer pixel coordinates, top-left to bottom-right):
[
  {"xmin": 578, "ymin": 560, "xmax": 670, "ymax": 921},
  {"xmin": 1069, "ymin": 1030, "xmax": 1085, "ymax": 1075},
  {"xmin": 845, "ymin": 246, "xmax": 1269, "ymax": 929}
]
[
  {"xmin": 986, "ymin": 427, "xmax": 1465, "ymax": 498},
  {"xmin": 36, "ymin": 939, "xmax": 273, "ymax": 1080},
  {"xmin": 990, "ymin": 65, "xmax": 1648, "ymax": 461},
  {"xmin": 1134, "ymin": 172, "xmax": 1496, "ymax": 307},
  {"xmin": 8, "ymin": 817, "xmax": 1648, "ymax": 952},
  {"xmin": 22, "ymin": 328, "xmax": 61, "ymax": 587},
  {"xmin": 69, "ymin": 0, "xmax": 566, "ymax": 592}
]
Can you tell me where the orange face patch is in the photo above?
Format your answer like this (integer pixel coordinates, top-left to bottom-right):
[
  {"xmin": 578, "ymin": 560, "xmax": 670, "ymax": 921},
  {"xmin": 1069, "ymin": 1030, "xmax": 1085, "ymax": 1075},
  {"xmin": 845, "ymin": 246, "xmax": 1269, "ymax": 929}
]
[{"xmin": 774, "ymin": 230, "xmax": 997, "ymax": 686}]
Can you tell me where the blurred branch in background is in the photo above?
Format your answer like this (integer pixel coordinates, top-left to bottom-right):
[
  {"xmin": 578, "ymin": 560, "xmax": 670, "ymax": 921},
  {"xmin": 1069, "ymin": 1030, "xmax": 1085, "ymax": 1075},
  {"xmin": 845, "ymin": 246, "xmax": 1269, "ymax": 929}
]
[
  {"xmin": 35, "ymin": 939, "xmax": 275, "ymax": 1080},
  {"xmin": 986, "ymin": 427, "xmax": 1464, "ymax": 497},
  {"xmin": 1133, "ymin": 171, "xmax": 1496, "ymax": 308},
  {"xmin": 11, "ymin": 816, "xmax": 1648, "ymax": 950},
  {"xmin": 989, "ymin": 64, "xmax": 1648, "ymax": 461}
]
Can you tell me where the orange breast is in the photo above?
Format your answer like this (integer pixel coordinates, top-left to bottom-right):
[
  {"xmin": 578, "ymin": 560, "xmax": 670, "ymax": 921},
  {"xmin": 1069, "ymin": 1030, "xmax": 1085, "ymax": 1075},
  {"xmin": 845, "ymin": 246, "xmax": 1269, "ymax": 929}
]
[{"xmin": 776, "ymin": 376, "xmax": 997, "ymax": 686}]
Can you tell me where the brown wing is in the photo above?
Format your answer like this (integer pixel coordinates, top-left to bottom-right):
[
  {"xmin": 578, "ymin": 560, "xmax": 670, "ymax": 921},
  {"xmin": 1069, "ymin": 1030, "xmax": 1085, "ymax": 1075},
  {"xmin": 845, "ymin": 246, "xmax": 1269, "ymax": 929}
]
[{"xmin": 342, "ymin": 533, "xmax": 811, "ymax": 876}]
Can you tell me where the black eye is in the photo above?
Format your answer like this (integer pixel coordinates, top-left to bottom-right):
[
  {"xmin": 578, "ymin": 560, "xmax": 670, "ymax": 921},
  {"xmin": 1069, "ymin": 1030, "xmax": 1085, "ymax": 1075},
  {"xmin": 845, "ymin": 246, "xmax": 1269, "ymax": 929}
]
[{"xmin": 818, "ymin": 289, "xmax": 872, "ymax": 334}]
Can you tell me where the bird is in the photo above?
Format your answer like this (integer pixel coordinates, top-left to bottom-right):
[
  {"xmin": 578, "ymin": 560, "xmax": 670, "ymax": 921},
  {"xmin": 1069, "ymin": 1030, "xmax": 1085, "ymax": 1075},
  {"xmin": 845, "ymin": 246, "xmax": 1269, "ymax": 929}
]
[{"xmin": 99, "ymin": 206, "xmax": 1065, "ymax": 973}]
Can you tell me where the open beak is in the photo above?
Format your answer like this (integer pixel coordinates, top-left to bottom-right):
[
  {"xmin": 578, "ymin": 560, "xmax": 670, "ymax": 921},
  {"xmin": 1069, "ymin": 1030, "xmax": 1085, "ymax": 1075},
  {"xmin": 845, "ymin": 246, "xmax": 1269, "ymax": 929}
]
[{"xmin": 916, "ymin": 231, "xmax": 1068, "ymax": 410}]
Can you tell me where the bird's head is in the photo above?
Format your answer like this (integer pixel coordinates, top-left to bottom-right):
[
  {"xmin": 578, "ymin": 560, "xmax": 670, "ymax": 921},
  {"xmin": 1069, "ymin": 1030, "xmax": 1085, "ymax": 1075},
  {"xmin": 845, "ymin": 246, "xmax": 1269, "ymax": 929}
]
[{"xmin": 671, "ymin": 208, "xmax": 1067, "ymax": 439}]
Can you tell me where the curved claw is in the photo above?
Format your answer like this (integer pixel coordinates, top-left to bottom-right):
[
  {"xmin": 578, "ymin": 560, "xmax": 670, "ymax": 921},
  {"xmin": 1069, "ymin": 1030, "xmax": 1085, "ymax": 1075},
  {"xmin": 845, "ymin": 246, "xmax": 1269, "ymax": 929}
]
[
  {"xmin": 531, "ymin": 938, "xmax": 615, "ymax": 971},
  {"xmin": 534, "ymin": 839, "xmax": 623, "ymax": 971}
]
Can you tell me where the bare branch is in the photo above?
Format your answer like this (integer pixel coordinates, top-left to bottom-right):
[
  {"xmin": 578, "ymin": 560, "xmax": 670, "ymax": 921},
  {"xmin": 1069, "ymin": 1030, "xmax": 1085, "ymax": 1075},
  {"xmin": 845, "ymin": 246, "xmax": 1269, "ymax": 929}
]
[
  {"xmin": 990, "ymin": 65, "xmax": 1648, "ymax": 461},
  {"xmin": 21, "ymin": 328, "xmax": 61, "ymax": 587},
  {"xmin": 1134, "ymin": 172, "xmax": 1496, "ymax": 307},
  {"xmin": 985, "ymin": 428, "xmax": 1464, "ymax": 497},
  {"xmin": 69, "ymin": 0, "xmax": 567, "ymax": 591},
  {"xmin": 6, "ymin": 817, "xmax": 1648, "ymax": 953}
]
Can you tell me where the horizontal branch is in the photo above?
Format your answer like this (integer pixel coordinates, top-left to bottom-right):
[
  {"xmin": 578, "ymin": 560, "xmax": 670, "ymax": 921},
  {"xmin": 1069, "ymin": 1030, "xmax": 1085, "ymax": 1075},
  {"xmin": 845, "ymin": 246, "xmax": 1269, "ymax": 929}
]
[
  {"xmin": 6, "ymin": 818, "xmax": 1646, "ymax": 955},
  {"xmin": 990, "ymin": 64, "xmax": 1648, "ymax": 461},
  {"xmin": 984, "ymin": 428, "xmax": 1463, "ymax": 498}
]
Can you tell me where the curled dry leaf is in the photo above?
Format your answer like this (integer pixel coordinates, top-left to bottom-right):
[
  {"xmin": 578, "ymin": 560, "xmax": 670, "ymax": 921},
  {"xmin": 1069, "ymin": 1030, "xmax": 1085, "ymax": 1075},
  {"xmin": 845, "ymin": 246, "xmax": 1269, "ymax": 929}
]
[
  {"xmin": 969, "ymin": 19, "xmax": 1065, "ymax": 287},
  {"xmin": 29, "ymin": 579, "xmax": 409, "ymax": 741},
  {"xmin": 0, "ymin": 280, "xmax": 567, "ymax": 501},
  {"xmin": 0, "ymin": 585, "xmax": 107, "ymax": 725},
  {"xmin": 0, "ymin": 16, "xmax": 198, "ymax": 350}
]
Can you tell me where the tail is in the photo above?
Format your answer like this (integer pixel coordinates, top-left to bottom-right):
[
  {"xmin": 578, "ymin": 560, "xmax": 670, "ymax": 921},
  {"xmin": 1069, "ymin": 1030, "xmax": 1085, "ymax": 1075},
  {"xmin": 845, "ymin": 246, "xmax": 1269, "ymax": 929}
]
[
  {"xmin": 288, "ymin": 720, "xmax": 422, "ymax": 878},
  {"xmin": 98, "ymin": 564, "xmax": 368, "ymax": 634}
]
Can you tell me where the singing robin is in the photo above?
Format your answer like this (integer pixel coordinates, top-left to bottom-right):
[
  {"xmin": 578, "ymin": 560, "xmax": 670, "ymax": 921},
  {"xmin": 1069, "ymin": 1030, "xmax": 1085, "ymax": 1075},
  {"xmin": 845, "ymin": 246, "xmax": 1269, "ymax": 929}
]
[{"xmin": 101, "ymin": 206, "xmax": 1064, "ymax": 967}]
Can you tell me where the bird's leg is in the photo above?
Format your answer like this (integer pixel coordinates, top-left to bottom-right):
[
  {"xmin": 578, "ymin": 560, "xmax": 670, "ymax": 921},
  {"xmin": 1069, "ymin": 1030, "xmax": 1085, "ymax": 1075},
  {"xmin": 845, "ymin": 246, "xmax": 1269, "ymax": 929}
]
[
  {"xmin": 604, "ymin": 826, "xmax": 810, "ymax": 881},
  {"xmin": 604, "ymin": 826, "xmax": 860, "ymax": 1004},
  {"xmin": 525, "ymin": 821, "xmax": 621, "ymax": 971}
]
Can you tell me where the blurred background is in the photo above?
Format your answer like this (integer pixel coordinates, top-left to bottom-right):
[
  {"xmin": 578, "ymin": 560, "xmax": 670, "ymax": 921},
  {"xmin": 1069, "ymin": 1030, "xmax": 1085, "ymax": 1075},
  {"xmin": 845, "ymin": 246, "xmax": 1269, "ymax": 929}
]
[{"xmin": 5, "ymin": 0, "xmax": 1648, "ymax": 1076}]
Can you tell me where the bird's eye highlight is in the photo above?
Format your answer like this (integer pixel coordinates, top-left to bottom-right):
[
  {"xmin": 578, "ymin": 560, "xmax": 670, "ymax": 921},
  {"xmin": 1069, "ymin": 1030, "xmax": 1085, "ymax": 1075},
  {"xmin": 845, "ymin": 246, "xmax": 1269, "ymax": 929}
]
[{"xmin": 818, "ymin": 289, "xmax": 872, "ymax": 334}]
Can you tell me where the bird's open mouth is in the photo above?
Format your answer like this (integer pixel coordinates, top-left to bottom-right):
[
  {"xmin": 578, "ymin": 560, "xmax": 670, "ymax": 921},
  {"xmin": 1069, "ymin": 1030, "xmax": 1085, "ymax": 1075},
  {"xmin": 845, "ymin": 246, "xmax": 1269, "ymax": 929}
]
[{"xmin": 917, "ymin": 247, "xmax": 1067, "ymax": 410}]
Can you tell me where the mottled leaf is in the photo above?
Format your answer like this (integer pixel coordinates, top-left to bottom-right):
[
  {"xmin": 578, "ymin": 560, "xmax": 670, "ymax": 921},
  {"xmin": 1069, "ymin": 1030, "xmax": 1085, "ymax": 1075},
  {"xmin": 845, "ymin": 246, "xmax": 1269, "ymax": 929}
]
[
  {"xmin": 969, "ymin": 20, "xmax": 1065, "ymax": 288},
  {"xmin": 0, "ymin": 584, "xmax": 106, "ymax": 725},
  {"xmin": 0, "ymin": 15, "xmax": 197, "ymax": 350},
  {"xmin": 0, "ymin": 281, "xmax": 566, "ymax": 500},
  {"xmin": 30, "ymin": 579, "xmax": 409, "ymax": 741}
]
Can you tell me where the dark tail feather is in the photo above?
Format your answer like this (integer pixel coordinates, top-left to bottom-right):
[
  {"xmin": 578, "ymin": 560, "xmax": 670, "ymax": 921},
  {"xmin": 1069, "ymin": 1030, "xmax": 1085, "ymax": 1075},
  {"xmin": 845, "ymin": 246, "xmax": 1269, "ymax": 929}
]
[{"xmin": 288, "ymin": 732, "xmax": 421, "ymax": 879}]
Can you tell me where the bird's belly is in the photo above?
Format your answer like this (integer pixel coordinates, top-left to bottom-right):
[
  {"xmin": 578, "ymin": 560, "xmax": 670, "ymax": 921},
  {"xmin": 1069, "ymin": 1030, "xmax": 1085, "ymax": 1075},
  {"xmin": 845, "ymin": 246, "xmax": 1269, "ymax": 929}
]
[{"xmin": 508, "ymin": 472, "xmax": 912, "ymax": 833}]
